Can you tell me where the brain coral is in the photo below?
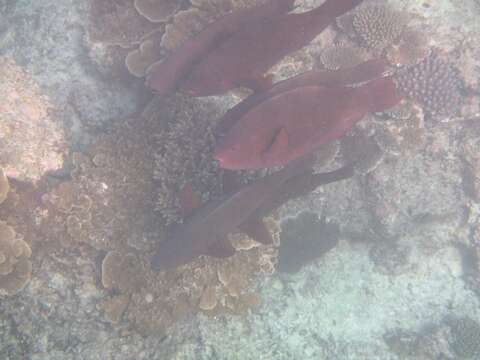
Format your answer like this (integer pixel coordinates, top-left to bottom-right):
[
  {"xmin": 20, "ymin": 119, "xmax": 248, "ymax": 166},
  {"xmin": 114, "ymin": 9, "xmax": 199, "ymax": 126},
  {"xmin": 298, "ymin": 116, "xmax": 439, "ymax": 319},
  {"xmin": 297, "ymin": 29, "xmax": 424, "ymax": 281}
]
[
  {"xmin": 352, "ymin": 4, "xmax": 407, "ymax": 52},
  {"xmin": 394, "ymin": 52, "xmax": 464, "ymax": 118},
  {"xmin": 0, "ymin": 221, "xmax": 32, "ymax": 296}
]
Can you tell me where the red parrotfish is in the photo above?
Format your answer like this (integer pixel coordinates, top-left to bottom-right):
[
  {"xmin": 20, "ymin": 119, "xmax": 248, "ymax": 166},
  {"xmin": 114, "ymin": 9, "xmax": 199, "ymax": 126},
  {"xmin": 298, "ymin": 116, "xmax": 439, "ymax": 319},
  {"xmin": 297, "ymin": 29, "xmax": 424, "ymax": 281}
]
[
  {"xmin": 151, "ymin": 155, "xmax": 315, "ymax": 272},
  {"xmin": 215, "ymin": 59, "xmax": 389, "ymax": 138},
  {"xmin": 214, "ymin": 75, "xmax": 402, "ymax": 170},
  {"xmin": 147, "ymin": 0, "xmax": 363, "ymax": 97},
  {"xmin": 146, "ymin": 0, "xmax": 296, "ymax": 97}
]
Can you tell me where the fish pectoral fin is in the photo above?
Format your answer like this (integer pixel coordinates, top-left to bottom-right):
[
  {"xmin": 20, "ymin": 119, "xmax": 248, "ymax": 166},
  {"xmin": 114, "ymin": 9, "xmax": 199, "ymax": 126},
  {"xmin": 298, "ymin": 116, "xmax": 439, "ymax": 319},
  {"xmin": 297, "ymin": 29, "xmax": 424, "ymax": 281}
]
[
  {"xmin": 263, "ymin": 127, "xmax": 289, "ymax": 159},
  {"xmin": 207, "ymin": 237, "xmax": 236, "ymax": 258},
  {"xmin": 239, "ymin": 217, "xmax": 273, "ymax": 245}
]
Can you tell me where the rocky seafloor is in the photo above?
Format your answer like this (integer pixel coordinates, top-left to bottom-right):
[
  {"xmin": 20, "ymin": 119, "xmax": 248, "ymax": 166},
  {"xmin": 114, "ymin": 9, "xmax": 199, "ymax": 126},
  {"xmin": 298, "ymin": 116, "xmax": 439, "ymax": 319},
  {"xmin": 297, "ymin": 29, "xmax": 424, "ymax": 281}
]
[{"xmin": 1, "ymin": 0, "xmax": 480, "ymax": 359}]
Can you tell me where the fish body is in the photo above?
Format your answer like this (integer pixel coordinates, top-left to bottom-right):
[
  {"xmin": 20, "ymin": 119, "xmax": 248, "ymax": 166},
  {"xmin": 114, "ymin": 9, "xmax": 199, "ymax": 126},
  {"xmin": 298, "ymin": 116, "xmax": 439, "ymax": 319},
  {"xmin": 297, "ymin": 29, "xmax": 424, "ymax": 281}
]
[
  {"xmin": 146, "ymin": 0, "xmax": 296, "ymax": 97},
  {"xmin": 151, "ymin": 156, "xmax": 313, "ymax": 271},
  {"xmin": 215, "ymin": 76, "xmax": 401, "ymax": 170},
  {"xmin": 214, "ymin": 59, "xmax": 388, "ymax": 138},
  {"xmin": 147, "ymin": 0, "xmax": 363, "ymax": 96}
]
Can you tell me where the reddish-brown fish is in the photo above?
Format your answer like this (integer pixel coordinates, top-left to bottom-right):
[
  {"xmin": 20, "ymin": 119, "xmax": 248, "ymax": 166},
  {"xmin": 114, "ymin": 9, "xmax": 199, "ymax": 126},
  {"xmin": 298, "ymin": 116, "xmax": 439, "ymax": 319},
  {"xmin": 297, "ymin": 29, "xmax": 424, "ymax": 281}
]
[
  {"xmin": 214, "ymin": 76, "xmax": 402, "ymax": 170},
  {"xmin": 146, "ymin": 0, "xmax": 295, "ymax": 97},
  {"xmin": 151, "ymin": 155, "xmax": 314, "ymax": 272},
  {"xmin": 214, "ymin": 59, "xmax": 388, "ymax": 138},
  {"xmin": 147, "ymin": 0, "xmax": 363, "ymax": 96}
]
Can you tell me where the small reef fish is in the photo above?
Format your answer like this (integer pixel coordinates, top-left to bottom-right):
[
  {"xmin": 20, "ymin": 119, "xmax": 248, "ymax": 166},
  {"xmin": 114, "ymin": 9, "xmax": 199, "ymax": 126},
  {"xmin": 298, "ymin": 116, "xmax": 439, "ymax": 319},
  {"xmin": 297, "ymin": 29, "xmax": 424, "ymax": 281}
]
[
  {"xmin": 151, "ymin": 156, "xmax": 354, "ymax": 271},
  {"xmin": 214, "ymin": 75, "xmax": 402, "ymax": 170},
  {"xmin": 147, "ymin": 0, "xmax": 363, "ymax": 97}
]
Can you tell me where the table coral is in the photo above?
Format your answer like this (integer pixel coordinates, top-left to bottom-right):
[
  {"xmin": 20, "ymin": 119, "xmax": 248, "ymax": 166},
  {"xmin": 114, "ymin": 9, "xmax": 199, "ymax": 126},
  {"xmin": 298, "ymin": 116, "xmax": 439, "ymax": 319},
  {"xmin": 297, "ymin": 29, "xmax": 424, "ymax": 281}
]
[
  {"xmin": 87, "ymin": 0, "xmax": 159, "ymax": 48},
  {"xmin": 0, "ymin": 57, "xmax": 65, "ymax": 182}
]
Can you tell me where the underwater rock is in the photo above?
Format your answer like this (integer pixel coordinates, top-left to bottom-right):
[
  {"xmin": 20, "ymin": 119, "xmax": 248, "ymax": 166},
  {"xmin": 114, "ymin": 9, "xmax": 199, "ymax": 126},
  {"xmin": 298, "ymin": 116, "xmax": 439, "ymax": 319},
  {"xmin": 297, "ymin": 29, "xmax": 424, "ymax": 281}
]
[
  {"xmin": 0, "ymin": 221, "xmax": 32, "ymax": 296},
  {"xmin": 394, "ymin": 52, "xmax": 464, "ymax": 118},
  {"xmin": 277, "ymin": 212, "xmax": 339, "ymax": 273},
  {"xmin": 448, "ymin": 317, "xmax": 480, "ymax": 359},
  {"xmin": 369, "ymin": 240, "xmax": 412, "ymax": 276},
  {"xmin": 101, "ymin": 250, "xmax": 145, "ymax": 293},
  {"xmin": 0, "ymin": 169, "xmax": 9, "ymax": 205},
  {"xmin": 134, "ymin": 0, "xmax": 180, "ymax": 23},
  {"xmin": 0, "ymin": 57, "xmax": 65, "ymax": 183}
]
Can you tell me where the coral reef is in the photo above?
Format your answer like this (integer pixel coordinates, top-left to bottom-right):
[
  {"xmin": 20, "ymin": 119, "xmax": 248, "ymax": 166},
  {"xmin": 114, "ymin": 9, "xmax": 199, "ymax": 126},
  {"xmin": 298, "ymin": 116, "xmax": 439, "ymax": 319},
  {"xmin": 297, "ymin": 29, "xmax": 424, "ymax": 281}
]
[
  {"xmin": 0, "ymin": 221, "xmax": 32, "ymax": 296},
  {"xmin": 394, "ymin": 52, "xmax": 464, "ymax": 118},
  {"xmin": 386, "ymin": 30, "xmax": 429, "ymax": 67},
  {"xmin": 448, "ymin": 317, "xmax": 480, "ymax": 359},
  {"xmin": 341, "ymin": 131, "xmax": 384, "ymax": 175},
  {"xmin": 352, "ymin": 4, "xmax": 407, "ymax": 52},
  {"xmin": 319, "ymin": 43, "xmax": 366, "ymax": 71},
  {"xmin": 277, "ymin": 212, "xmax": 339, "ymax": 273},
  {"xmin": 0, "ymin": 169, "xmax": 9, "ymax": 205},
  {"xmin": 87, "ymin": 0, "xmax": 159, "ymax": 48},
  {"xmin": 125, "ymin": 34, "xmax": 163, "ymax": 77},
  {"xmin": 134, "ymin": 0, "xmax": 181, "ymax": 23},
  {"xmin": 369, "ymin": 240, "xmax": 412, "ymax": 276},
  {"xmin": 0, "ymin": 57, "xmax": 65, "ymax": 182},
  {"xmin": 152, "ymin": 95, "xmax": 223, "ymax": 225}
]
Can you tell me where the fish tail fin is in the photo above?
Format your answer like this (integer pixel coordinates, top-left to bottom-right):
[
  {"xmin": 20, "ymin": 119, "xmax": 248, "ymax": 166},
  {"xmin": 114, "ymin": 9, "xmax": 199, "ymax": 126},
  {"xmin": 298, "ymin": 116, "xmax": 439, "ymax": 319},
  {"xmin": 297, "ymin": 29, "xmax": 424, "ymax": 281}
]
[{"xmin": 363, "ymin": 76, "xmax": 402, "ymax": 113}]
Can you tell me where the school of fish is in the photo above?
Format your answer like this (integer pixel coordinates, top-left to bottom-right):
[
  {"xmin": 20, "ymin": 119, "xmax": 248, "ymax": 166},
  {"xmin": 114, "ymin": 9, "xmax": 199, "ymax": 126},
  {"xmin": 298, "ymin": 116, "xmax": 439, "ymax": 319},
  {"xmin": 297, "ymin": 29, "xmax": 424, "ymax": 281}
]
[{"xmin": 148, "ymin": 0, "xmax": 404, "ymax": 270}]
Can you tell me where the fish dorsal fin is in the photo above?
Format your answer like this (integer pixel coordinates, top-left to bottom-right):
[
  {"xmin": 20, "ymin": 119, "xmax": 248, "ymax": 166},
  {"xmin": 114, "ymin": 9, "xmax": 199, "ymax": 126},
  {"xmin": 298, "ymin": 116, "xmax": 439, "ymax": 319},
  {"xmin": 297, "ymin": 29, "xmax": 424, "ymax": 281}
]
[
  {"xmin": 207, "ymin": 237, "xmax": 236, "ymax": 258},
  {"xmin": 239, "ymin": 217, "xmax": 273, "ymax": 245},
  {"xmin": 263, "ymin": 127, "xmax": 289, "ymax": 159}
]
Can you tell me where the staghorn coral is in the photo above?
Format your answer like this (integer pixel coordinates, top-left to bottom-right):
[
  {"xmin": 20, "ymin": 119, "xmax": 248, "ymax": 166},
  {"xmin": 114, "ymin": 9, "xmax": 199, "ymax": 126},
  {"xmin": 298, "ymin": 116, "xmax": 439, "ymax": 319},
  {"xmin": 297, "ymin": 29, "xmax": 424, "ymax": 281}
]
[
  {"xmin": 0, "ymin": 221, "xmax": 32, "ymax": 296},
  {"xmin": 352, "ymin": 4, "xmax": 407, "ymax": 52},
  {"xmin": 394, "ymin": 52, "xmax": 464, "ymax": 118},
  {"xmin": 152, "ymin": 95, "xmax": 223, "ymax": 225},
  {"xmin": 87, "ymin": 0, "xmax": 159, "ymax": 48},
  {"xmin": 0, "ymin": 57, "xmax": 65, "ymax": 182},
  {"xmin": 319, "ymin": 43, "xmax": 366, "ymax": 71},
  {"xmin": 134, "ymin": 0, "xmax": 181, "ymax": 23}
]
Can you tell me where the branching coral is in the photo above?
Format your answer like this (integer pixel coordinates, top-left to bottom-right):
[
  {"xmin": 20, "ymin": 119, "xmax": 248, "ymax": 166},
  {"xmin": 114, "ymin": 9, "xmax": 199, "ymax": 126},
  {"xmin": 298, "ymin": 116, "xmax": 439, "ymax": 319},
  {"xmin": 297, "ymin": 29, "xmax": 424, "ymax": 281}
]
[
  {"xmin": 0, "ymin": 57, "xmax": 65, "ymax": 182},
  {"xmin": 352, "ymin": 4, "xmax": 407, "ymax": 53},
  {"xmin": 319, "ymin": 43, "xmax": 366, "ymax": 71},
  {"xmin": 386, "ymin": 30, "xmax": 429, "ymax": 67},
  {"xmin": 152, "ymin": 95, "xmax": 223, "ymax": 225},
  {"xmin": 0, "ymin": 221, "xmax": 32, "ymax": 296},
  {"xmin": 394, "ymin": 52, "xmax": 464, "ymax": 118}
]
